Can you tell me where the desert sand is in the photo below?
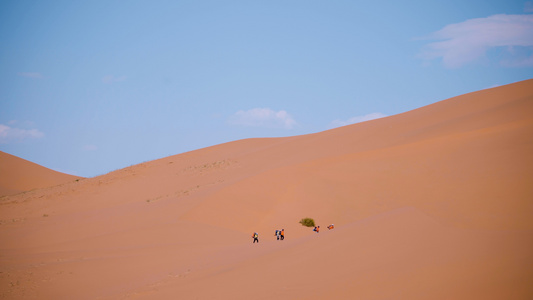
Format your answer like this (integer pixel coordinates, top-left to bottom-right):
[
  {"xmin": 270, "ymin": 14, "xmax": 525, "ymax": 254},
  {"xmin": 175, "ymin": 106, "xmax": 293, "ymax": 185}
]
[{"xmin": 1, "ymin": 79, "xmax": 532, "ymax": 299}]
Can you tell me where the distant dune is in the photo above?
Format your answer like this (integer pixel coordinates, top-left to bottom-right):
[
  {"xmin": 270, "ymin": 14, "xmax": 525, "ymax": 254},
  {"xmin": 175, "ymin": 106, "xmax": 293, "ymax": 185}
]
[
  {"xmin": 0, "ymin": 151, "xmax": 82, "ymax": 197},
  {"xmin": 0, "ymin": 79, "xmax": 532, "ymax": 299}
]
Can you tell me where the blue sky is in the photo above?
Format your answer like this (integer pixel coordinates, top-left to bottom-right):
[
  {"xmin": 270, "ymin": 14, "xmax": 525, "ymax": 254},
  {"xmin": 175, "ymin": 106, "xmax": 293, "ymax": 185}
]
[{"xmin": 1, "ymin": 0, "xmax": 532, "ymax": 177}]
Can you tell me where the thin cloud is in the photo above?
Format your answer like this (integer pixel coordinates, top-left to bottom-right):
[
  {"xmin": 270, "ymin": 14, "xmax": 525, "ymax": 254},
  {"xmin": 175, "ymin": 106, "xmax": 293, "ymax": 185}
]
[
  {"xmin": 228, "ymin": 108, "xmax": 297, "ymax": 129},
  {"xmin": 0, "ymin": 124, "xmax": 44, "ymax": 143},
  {"xmin": 18, "ymin": 72, "xmax": 43, "ymax": 79},
  {"xmin": 329, "ymin": 113, "xmax": 387, "ymax": 128},
  {"xmin": 526, "ymin": 1, "xmax": 533, "ymax": 13},
  {"xmin": 83, "ymin": 145, "xmax": 98, "ymax": 151},
  {"xmin": 482, "ymin": 84, "xmax": 502, "ymax": 90},
  {"xmin": 418, "ymin": 14, "xmax": 533, "ymax": 68},
  {"xmin": 102, "ymin": 75, "xmax": 126, "ymax": 84},
  {"xmin": 500, "ymin": 50, "xmax": 533, "ymax": 67}
]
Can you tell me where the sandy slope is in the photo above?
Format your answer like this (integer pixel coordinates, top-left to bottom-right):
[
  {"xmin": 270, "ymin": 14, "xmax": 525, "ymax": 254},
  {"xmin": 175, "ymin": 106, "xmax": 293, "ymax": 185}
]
[
  {"xmin": 0, "ymin": 152, "xmax": 82, "ymax": 197},
  {"xmin": 0, "ymin": 79, "xmax": 532, "ymax": 299}
]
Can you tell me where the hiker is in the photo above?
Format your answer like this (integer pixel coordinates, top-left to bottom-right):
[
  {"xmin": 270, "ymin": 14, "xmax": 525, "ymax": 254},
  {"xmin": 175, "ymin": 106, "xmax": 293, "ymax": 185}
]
[
  {"xmin": 275, "ymin": 230, "xmax": 280, "ymax": 240},
  {"xmin": 327, "ymin": 224, "xmax": 334, "ymax": 230},
  {"xmin": 313, "ymin": 226, "xmax": 320, "ymax": 233},
  {"xmin": 280, "ymin": 229, "xmax": 285, "ymax": 240},
  {"xmin": 252, "ymin": 232, "xmax": 259, "ymax": 243}
]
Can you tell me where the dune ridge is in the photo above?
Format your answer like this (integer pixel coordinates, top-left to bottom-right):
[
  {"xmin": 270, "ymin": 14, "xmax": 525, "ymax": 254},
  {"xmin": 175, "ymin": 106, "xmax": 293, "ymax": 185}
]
[
  {"xmin": 0, "ymin": 79, "xmax": 532, "ymax": 299},
  {"xmin": 0, "ymin": 151, "xmax": 82, "ymax": 197}
]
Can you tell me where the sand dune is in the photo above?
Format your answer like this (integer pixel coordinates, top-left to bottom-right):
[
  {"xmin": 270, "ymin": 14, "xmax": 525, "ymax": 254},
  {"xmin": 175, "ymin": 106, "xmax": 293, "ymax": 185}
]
[
  {"xmin": 0, "ymin": 151, "xmax": 82, "ymax": 197},
  {"xmin": 0, "ymin": 79, "xmax": 532, "ymax": 299}
]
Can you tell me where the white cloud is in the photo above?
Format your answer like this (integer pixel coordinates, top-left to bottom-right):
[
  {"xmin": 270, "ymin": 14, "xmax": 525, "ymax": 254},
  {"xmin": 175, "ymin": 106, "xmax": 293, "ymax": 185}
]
[
  {"xmin": 329, "ymin": 113, "xmax": 387, "ymax": 128},
  {"xmin": 418, "ymin": 14, "xmax": 533, "ymax": 68},
  {"xmin": 102, "ymin": 75, "xmax": 126, "ymax": 84},
  {"xmin": 228, "ymin": 108, "xmax": 297, "ymax": 129},
  {"xmin": 18, "ymin": 72, "xmax": 43, "ymax": 79},
  {"xmin": 0, "ymin": 124, "xmax": 44, "ymax": 143}
]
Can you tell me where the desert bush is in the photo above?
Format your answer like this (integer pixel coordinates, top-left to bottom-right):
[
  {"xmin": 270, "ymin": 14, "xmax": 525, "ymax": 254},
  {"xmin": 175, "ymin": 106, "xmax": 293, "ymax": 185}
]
[{"xmin": 299, "ymin": 217, "xmax": 315, "ymax": 227}]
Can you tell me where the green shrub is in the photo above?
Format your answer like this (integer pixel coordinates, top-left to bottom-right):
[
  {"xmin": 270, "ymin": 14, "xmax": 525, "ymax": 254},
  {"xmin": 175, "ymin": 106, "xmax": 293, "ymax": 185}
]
[{"xmin": 299, "ymin": 217, "xmax": 315, "ymax": 227}]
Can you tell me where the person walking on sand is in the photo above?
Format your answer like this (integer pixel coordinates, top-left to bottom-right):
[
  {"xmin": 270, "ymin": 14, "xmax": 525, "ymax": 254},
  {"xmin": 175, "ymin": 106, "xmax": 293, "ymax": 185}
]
[
  {"xmin": 280, "ymin": 229, "xmax": 285, "ymax": 240},
  {"xmin": 313, "ymin": 226, "xmax": 320, "ymax": 233},
  {"xmin": 253, "ymin": 232, "xmax": 259, "ymax": 243},
  {"xmin": 275, "ymin": 230, "xmax": 280, "ymax": 240}
]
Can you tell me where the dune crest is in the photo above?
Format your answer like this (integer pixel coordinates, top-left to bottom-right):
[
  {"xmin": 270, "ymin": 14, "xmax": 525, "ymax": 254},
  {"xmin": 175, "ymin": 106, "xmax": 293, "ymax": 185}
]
[
  {"xmin": 1, "ymin": 79, "xmax": 532, "ymax": 299},
  {"xmin": 0, "ymin": 151, "xmax": 82, "ymax": 197}
]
